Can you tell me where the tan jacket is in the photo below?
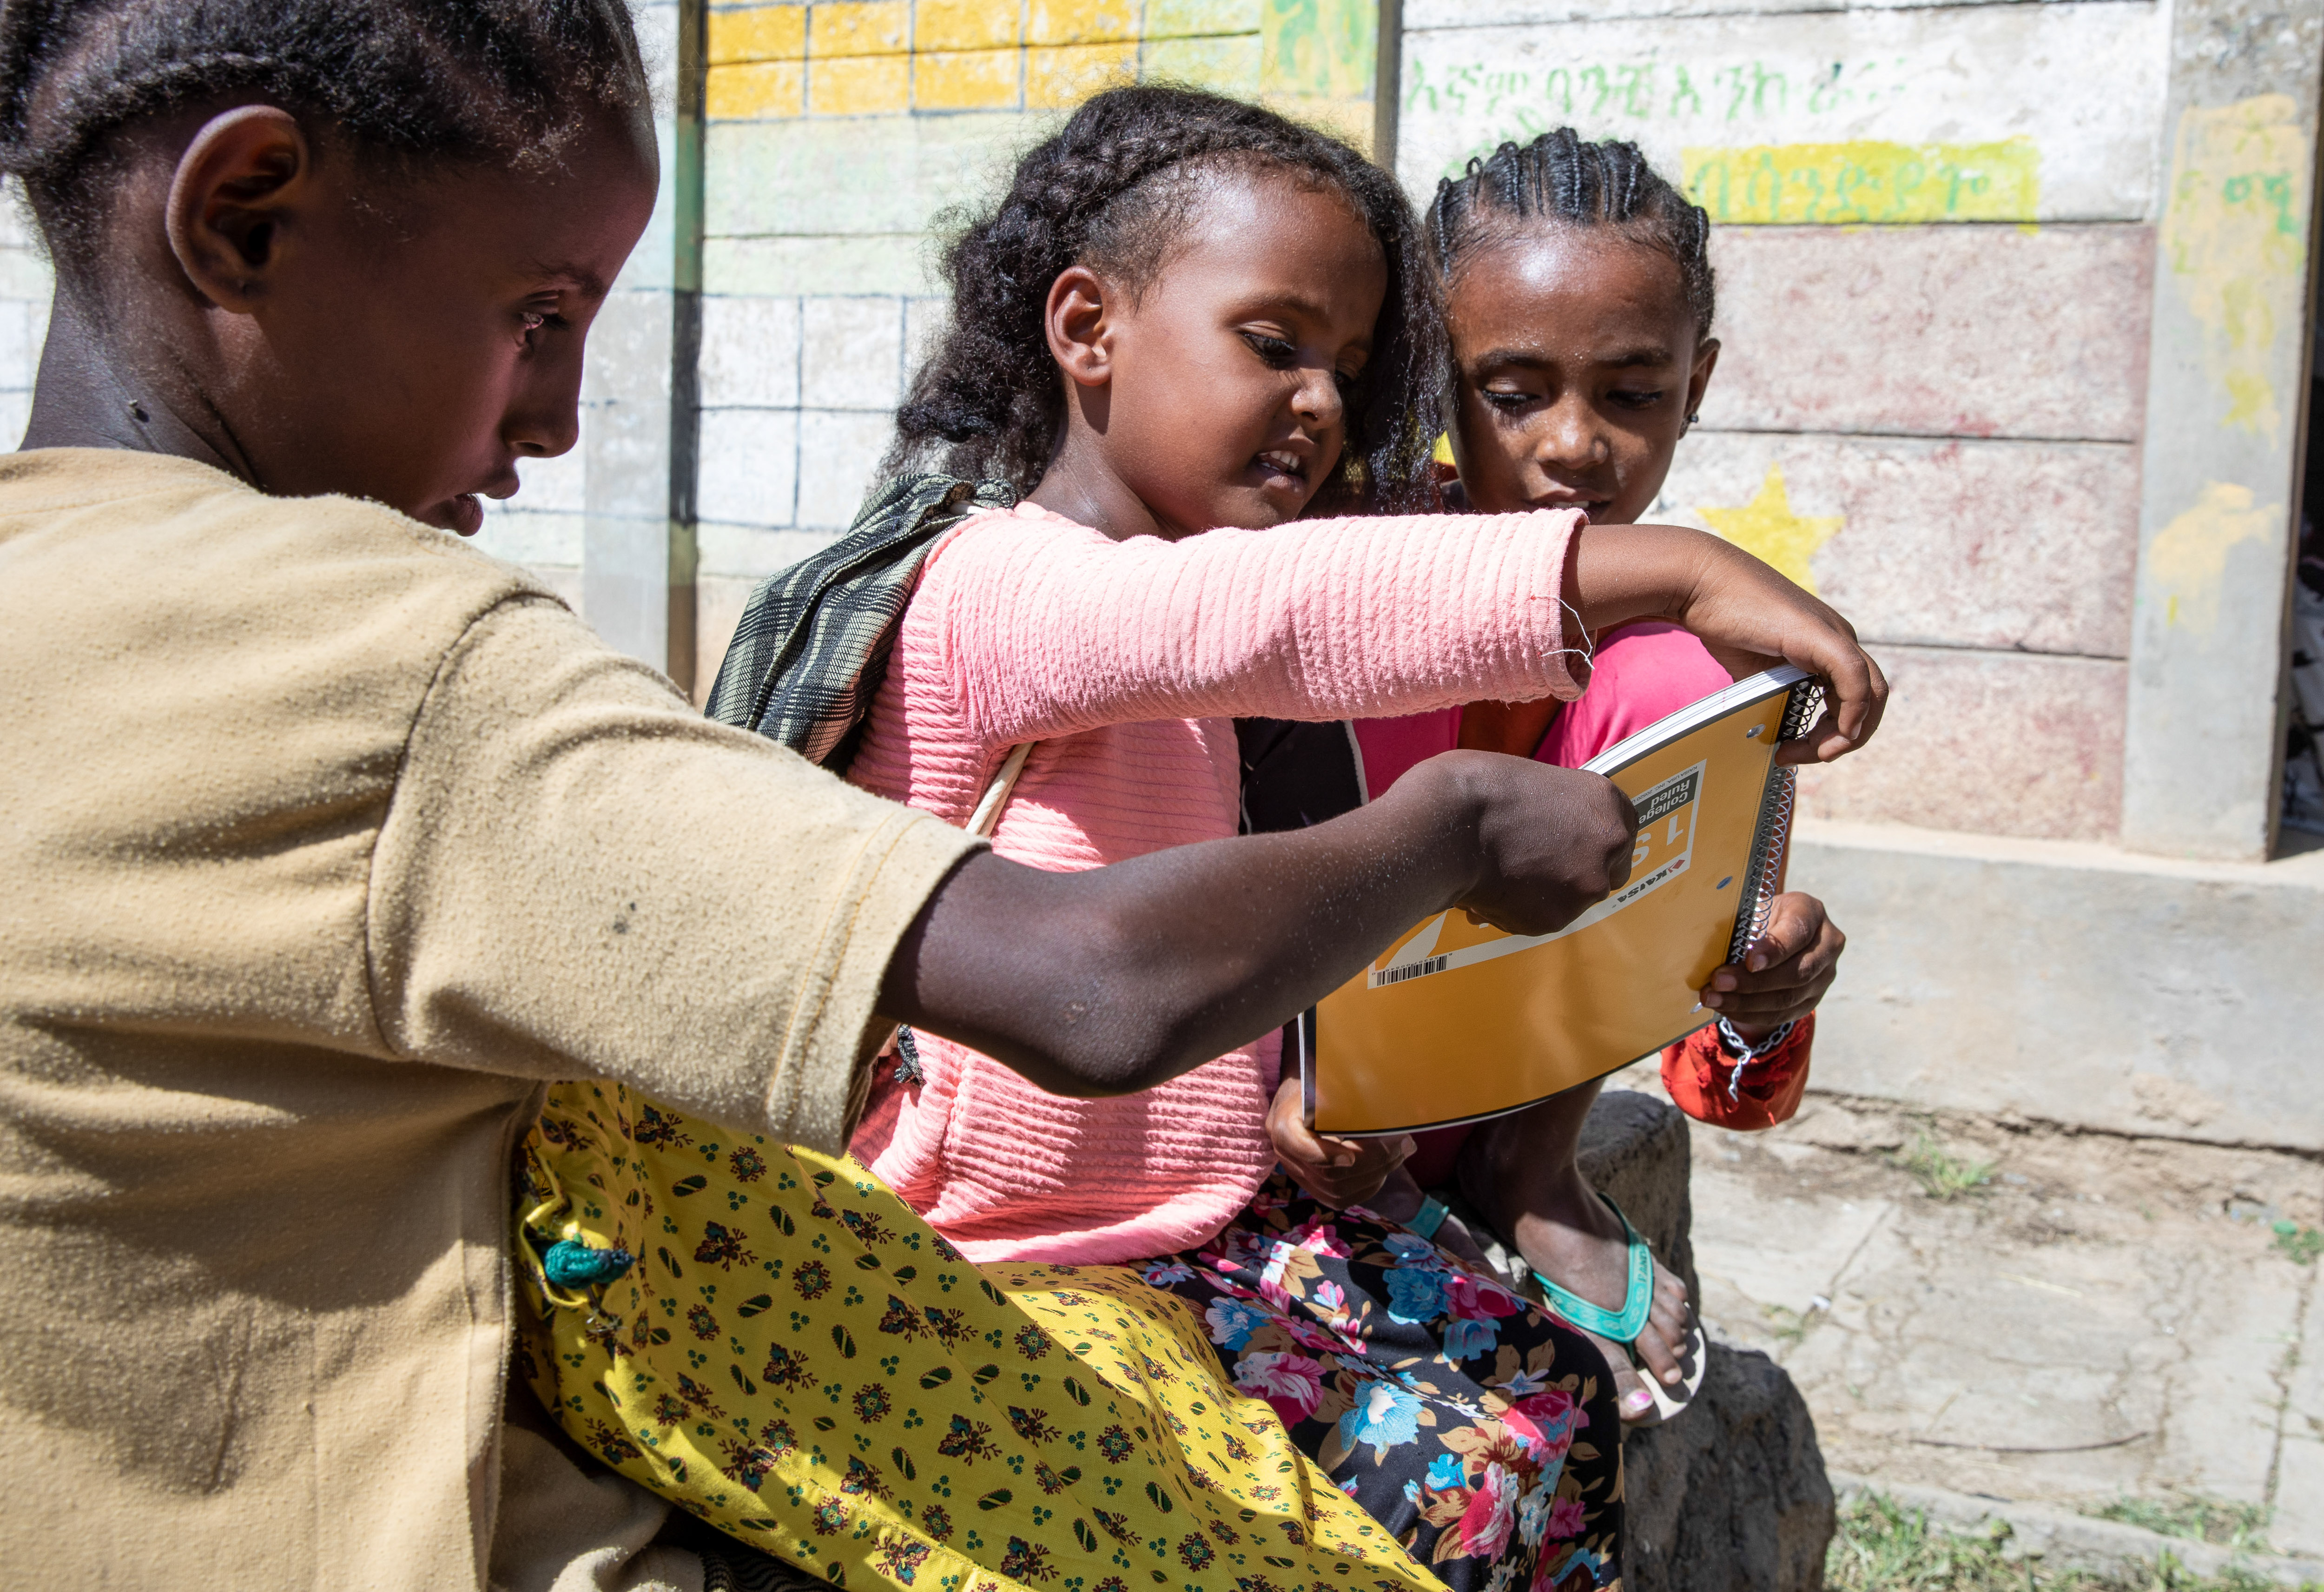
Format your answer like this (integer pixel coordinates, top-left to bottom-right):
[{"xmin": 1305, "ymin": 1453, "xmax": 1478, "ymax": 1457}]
[{"xmin": 0, "ymin": 451, "xmax": 976, "ymax": 1588}]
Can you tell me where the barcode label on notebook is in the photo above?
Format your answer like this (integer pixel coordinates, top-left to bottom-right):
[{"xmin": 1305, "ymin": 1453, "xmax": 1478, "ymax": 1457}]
[{"xmin": 1371, "ymin": 954, "xmax": 1450, "ymax": 987}]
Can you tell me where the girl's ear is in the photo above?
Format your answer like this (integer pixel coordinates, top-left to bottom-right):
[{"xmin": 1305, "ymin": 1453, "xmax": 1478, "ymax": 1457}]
[
  {"xmin": 165, "ymin": 106, "xmax": 316, "ymax": 313},
  {"xmin": 1686, "ymin": 336, "xmax": 1721, "ymax": 419},
  {"xmin": 1044, "ymin": 265, "xmax": 1115, "ymax": 389}
]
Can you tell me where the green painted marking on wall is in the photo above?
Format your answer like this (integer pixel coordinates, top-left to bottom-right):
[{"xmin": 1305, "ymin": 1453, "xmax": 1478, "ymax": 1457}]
[
  {"xmin": 1145, "ymin": 33, "xmax": 1261, "ymax": 96},
  {"xmin": 1682, "ymin": 138, "xmax": 2040, "ymax": 225},
  {"xmin": 1147, "ymin": 0, "xmax": 1263, "ymax": 38},
  {"xmin": 2159, "ymin": 94, "xmax": 2312, "ymax": 442},
  {"xmin": 1260, "ymin": 0, "xmax": 1373, "ymax": 102},
  {"xmin": 1407, "ymin": 53, "xmax": 1915, "ymax": 142}
]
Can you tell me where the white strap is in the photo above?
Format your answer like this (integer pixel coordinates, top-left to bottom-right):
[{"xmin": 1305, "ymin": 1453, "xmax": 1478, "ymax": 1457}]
[
  {"xmin": 884, "ymin": 743, "xmax": 1036, "ymax": 1070},
  {"xmin": 966, "ymin": 742, "xmax": 1034, "ymax": 838}
]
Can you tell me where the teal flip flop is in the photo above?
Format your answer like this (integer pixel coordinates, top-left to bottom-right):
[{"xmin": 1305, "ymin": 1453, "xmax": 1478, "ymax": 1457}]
[{"xmin": 1530, "ymin": 1193, "xmax": 1706, "ymax": 1425}]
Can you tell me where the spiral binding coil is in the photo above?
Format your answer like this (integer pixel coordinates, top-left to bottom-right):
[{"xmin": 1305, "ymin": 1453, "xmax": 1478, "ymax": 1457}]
[
  {"xmin": 1725, "ymin": 681, "xmax": 1821, "ymax": 968},
  {"xmin": 1716, "ymin": 680, "xmax": 1821, "ymax": 1101}
]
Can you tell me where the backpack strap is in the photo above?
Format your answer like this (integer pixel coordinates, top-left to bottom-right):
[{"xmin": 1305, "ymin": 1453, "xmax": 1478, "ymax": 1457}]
[
  {"xmin": 882, "ymin": 740, "xmax": 1035, "ymax": 1083},
  {"xmin": 704, "ymin": 474, "xmax": 1017, "ymax": 771},
  {"xmin": 967, "ymin": 742, "xmax": 1035, "ymax": 838}
]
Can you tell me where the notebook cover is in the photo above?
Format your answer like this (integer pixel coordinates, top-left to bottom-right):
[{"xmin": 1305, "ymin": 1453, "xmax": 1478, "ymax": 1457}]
[{"xmin": 1307, "ymin": 667, "xmax": 1811, "ymax": 1136}]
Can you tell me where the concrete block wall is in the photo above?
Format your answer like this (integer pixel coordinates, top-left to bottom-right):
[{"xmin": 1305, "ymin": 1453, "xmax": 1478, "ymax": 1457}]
[
  {"xmin": 474, "ymin": 436, "xmax": 593, "ymax": 615},
  {"xmin": 474, "ymin": 0, "xmax": 688, "ymax": 628},
  {"xmin": 1399, "ymin": 0, "xmax": 2169, "ymax": 842},
  {"xmin": 0, "ymin": 195, "xmax": 51, "ymax": 446},
  {"xmin": 687, "ymin": 0, "xmax": 1383, "ymax": 690}
]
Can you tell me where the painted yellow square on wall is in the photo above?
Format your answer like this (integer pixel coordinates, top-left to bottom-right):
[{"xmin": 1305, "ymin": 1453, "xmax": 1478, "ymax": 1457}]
[
  {"xmin": 915, "ymin": 48, "xmax": 1020, "ymax": 111},
  {"xmin": 697, "ymin": 0, "xmax": 1375, "ymax": 130},
  {"xmin": 1027, "ymin": 41, "xmax": 1137, "ymax": 108},
  {"xmin": 1028, "ymin": 0, "xmax": 1141, "ymax": 46},
  {"xmin": 914, "ymin": 0, "xmax": 1019, "ymax": 53},
  {"xmin": 809, "ymin": 0, "xmax": 908, "ymax": 59},
  {"xmin": 812, "ymin": 52, "xmax": 910, "ymax": 113},
  {"xmin": 1681, "ymin": 139, "xmax": 2040, "ymax": 225},
  {"xmin": 708, "ymin": 59, "xmax": 806, "ymax": 118},
  {"xmin": 709, "ymin": 5, "xmax": 806, "ymax": 65}
]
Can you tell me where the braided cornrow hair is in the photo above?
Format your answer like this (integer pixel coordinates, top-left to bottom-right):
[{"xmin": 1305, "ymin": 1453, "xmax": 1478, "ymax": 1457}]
[
  {"xmin": 890, "ymin": 84, "xmax": 1446, "ymax": 515},
  {"xmin": 1427, "ymin": 129, "xmax": 1715, "ymax": 337},
  {"xmin": 0, "ymin": 0, "xmax": 647, "ymax": 273}
]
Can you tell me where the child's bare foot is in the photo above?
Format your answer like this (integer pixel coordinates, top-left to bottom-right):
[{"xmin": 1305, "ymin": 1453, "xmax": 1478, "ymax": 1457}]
[{"xmin": 1510, "ymin": 1172, "xmax": 1695, "ymax": 1423}]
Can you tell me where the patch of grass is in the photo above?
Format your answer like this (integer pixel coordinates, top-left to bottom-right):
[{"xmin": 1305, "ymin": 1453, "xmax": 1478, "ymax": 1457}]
[
  {"xmin": 1894, "ymin": 1130, "xmax": 1996, "ymax": 1202},
  {"xmin": 1829, "ymin": 1494, "xmax": 2310, "ymax": 1592},
  {"xmin": 1830, "ymin": 1493, "xmax": 2082, "ymax": 1592},
  {"xmin": 1763, "ymin": 1303, "xmax": 1809, "ymax": 1347},
  {"xmin": 2089, "ymin": 1497, "xmax": 2272, "ymax": 1552},
  {"xmin": 2271, "ymin": 1221, "xmax": 2323, "ymax": 1266}
]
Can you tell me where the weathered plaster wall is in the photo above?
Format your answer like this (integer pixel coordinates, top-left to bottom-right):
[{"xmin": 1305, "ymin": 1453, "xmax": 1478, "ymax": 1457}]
[
  {"xmin": 1399, "ymin": 0, "xmax": 2170, "ymax": 841},
  {"xmin": 2123, "ymin": 0, "xmax": 2324, "ymax": 860},
  {"xmin": 473, "ymin": 0, "xmax": 692, "ymax": 637},
  {"xmin": 687, "ymin": 0, "xmax": 1383, "ymax": 691},
  {"xmin": 0, "ymin": 200, "xmax": 47, "ymax": 449}
]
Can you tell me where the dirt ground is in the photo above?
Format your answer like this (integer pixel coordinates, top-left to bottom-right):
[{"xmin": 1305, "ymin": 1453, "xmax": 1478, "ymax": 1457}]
[{"xmin": 1611, "ymin": 1071, "xmax": 2324, "ymax": 1558}]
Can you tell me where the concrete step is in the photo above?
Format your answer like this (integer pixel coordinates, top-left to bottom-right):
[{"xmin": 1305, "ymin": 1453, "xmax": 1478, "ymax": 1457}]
[{"xmin": 1829, "ymin": 1472, "xmax": 2324, "ymax": 1589}]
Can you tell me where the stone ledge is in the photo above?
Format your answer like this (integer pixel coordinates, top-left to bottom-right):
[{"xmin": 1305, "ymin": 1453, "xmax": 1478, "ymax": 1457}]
[
  {"xmin": 1629, "ymin": 1343, "xmax": 1836, "ymax": 1592},
  {"xmin": 1829, "ymin": 1473, "xmax": 2324, "ymax": 1589},
  {"xmin": 1798, "ymin": 818, "xmax": 2324, "ymax": 885},
  {"xmin": 1789, "ymin": 819, "xmax": 2324, "ymax": 1153}
]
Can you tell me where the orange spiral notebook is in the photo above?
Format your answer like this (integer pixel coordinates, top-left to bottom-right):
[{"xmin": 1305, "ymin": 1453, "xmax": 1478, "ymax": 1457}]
[{"xmin": 1300, "ymin": 667, "xmax": 1820, "ymax": 1136}]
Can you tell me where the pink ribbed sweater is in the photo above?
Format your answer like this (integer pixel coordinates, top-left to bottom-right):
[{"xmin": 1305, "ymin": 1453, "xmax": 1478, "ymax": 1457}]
[{"xmin": 846, "ymin": 500, "xmax": 1586, "ymax": 1264}]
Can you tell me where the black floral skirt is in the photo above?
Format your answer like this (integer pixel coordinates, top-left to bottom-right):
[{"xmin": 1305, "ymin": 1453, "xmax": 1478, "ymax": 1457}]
[{"xmin": 1137, "ymin": 1175, "xmax": 1624, "ymax": 1592}]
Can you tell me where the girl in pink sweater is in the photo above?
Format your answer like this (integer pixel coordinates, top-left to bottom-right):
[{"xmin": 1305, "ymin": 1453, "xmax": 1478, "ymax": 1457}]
[{"xmin": 845, "ymin": 87, "xmax": 1885, "ymax": 1591}]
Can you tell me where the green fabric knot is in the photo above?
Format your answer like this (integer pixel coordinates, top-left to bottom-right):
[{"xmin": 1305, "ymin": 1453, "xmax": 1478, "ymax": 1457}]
[{"xmin": 544, "ymin": 1239, "xmax": 634, "ymax": 1288}]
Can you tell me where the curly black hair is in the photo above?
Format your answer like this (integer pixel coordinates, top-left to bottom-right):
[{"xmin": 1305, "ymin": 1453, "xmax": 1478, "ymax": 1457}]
[
  {"xmin": 0, "ymin": 0, "xmax": 647, "ymax": 274},
  {"xmin": 1427, "ymin": 129, "xmax": 1715, "ymax": 337},
  {"xmin": 888, "ymin": 84, "xmax": 1446, "ymax": 516}
]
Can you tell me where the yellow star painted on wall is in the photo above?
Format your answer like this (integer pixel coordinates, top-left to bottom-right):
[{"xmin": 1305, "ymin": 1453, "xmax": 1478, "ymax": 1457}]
[{"xmin": 1696, "ymin": 464, "xmax": 1843, "ymax": 595}]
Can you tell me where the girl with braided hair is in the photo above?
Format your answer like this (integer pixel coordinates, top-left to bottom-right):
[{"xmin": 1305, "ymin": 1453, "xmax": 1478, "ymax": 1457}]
[
  {"xmin": 1304, "ymin": 131, "xmax": 1850, "ymax": 1428},
  {"xmin": 813, "ymin": 86, "xmax": 1886, "ymax": 1590}
]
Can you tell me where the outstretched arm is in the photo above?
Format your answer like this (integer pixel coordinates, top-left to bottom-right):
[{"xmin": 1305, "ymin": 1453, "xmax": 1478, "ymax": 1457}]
[
  {"xmin": 1569, "ymin": 523, "xmax": 1888, "ymax": 765},
  {"xmin": 920, "ymin": 509, "xmax": 1594, "ymax": 742},
  {"xmin": 926, "ymin": 513, "xmax": 1883, "ymax": 763},
  {"xmin": 879, "ymin": 750, "xmax": 1637, "ymax": 1097}
]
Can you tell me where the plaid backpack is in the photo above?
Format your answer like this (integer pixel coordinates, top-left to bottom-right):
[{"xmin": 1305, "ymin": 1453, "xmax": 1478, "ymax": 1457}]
[{"xmin": 704, "ymin": 473, "xmax": 1017, "ymax": 773}]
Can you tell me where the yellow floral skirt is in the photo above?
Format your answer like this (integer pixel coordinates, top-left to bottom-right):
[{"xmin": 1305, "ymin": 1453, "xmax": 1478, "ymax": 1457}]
[{"xmin": 515, "ymin": 1081, "xmax": 1445, "ymax": 1592}]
